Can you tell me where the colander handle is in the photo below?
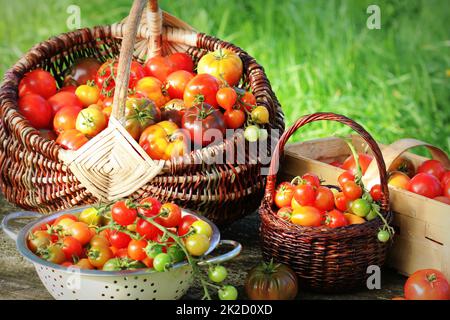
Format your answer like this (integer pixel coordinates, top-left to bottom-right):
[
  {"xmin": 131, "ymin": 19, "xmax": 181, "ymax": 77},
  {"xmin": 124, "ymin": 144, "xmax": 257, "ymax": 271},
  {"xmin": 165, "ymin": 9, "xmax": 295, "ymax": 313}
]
[
  {"xmin": 1, "ymin": 211, "xmax": 42, "ymax": 241},
  {"xmin": 199, "ymin": 240, "xmax": 242, "ymax": 265}
]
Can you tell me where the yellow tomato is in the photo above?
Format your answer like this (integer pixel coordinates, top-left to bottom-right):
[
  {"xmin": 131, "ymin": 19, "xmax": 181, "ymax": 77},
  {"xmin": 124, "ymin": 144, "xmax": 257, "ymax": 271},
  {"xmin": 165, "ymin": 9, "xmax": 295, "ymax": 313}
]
[
  {"xmin": 197, "ymin": 48, "xmax": 243, "ymax": 86},
  {"xmin": 75, "ymin": 84, "xmax": 100, "ymax": 107},
  {"xmin": 291, "ymin": 197, "xmax": 302, "ymax": 211},
  {"xmin": 135, "ymin": 76, "xmax": 170, "ymax": 107},
  {"xmin": 344, "ymin": 213, "xmax": 366, "ymax": 225},
  {"xmin": 79, "ymin": 207, "xmax": 102, "ymax": 226},
  {"xmin": 388, "ymin": 171, "xmax": 411, "ymax": 190},
  {"xmin": 75, "ymin": 107, "xmax": 107, "ymax": 137}
]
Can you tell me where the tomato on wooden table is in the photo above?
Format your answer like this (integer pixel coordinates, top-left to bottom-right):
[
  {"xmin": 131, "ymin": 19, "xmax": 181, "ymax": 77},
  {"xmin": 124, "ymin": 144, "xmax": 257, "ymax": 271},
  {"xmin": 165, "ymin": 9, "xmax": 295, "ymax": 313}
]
[
  {"xmin": 18, "ymin": 94, "xmax": 53, "ymax": 129},
  {"xmin": 404, "ymin": 269, "xmax": 450, "ymax": 300},
  {"xmin": 245, "ymin": 261, "xmax": 298, "ymax": 300},
  {"xmin": 19, "ymin": 69, "xmax": 57, "ymax": 99}
]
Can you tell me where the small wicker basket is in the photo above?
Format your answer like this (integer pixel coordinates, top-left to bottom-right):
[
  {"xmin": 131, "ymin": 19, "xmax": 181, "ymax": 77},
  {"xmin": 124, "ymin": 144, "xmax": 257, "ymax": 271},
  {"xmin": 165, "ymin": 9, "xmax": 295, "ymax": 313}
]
[
  {"xmin": 0, "ymin": 0, "xmax": 284, "ymax": 225},
  {"xmin": 259, "ymin": 113, "xmax": 393, "ymax": 293}
]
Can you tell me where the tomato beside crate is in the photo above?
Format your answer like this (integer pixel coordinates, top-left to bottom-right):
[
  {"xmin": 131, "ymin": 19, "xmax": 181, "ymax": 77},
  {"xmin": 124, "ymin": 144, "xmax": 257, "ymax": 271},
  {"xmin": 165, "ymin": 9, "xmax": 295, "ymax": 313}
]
[{"xmin": 281, "ymin": 135, "xmax": 450, "ymax": 280}]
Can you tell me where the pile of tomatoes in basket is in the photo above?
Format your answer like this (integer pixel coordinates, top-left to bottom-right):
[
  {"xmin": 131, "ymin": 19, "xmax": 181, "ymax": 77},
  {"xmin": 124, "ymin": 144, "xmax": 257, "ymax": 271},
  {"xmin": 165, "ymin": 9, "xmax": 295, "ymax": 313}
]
[
  {"xmin": 387, "ymin": 158, "xmax": 450, "ymax": 204},
  {"xmin": 275, "ymin": 152, "xmax": 392, "ymax": 242},
  {"xmin": 27, "ymin": 198, "xmax": 214, "ymax": 272},
  {"xmin": 17, "ymin": 48, "xmax": 270, "ymax": 159}
]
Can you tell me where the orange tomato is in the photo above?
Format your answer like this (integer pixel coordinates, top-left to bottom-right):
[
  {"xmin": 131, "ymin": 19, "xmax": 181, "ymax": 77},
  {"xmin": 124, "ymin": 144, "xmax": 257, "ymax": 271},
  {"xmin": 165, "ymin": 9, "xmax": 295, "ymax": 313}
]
[
  {"xmin": 344, "ymin": 213, "xmax": 366, "ymax": 225},
  {"xmin": 290, "ymin": 206, "xmax": 323, "ymax": 227},
  {"xmin": 388, "ymin": 171, "xmax": 411, "ymax": 190},
  {"xmin": 139, "ymin": 120, "xmax": 187, "ymax": 160},
  {"xmin": 135, "ymin": 76, "xmax": 170, "ymax": 107},
  {"xmin": 197, "ymin": 48, "xmax": 243, "ymax": 86}
]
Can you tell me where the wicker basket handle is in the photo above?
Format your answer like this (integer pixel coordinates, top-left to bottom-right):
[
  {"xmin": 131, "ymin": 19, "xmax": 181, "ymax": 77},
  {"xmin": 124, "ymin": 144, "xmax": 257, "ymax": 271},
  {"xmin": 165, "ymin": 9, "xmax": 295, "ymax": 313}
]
[
  {"xmin": 362, "ymin": 138, "xmax": 450, "ymax": 188},
  {"xmin": 264, "ymin": 112, "xmax": 390, "ymax": 212}
]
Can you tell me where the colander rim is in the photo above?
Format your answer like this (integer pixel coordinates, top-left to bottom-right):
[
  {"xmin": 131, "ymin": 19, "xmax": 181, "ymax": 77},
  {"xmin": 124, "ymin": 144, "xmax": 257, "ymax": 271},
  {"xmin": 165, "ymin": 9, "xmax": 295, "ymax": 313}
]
[{"xmin": 16, "ymin": 205, "xmax": 220, "ymax": 276}]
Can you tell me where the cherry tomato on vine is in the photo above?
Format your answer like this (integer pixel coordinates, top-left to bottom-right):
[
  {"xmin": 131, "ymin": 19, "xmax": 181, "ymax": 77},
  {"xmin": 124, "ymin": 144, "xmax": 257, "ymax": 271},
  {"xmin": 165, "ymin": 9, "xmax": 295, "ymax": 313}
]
[
  {"xmin": 377, "ymin": 230, "xmax": 390, "ymax": 243},
  {"xmin": 136, "ymin": 218, "xmax": 163, "ymax": 240},
  {"xmin": 69, "ymin": 222, "xmax": 93, "ymax": 245},
  {"xmin": 108, "ymin": 230, "xmax": 131, "ymax": 249},
  {"xmin": 208, "ymin": 265, "xmax": 228, "ymax": 283},
  {"xmin": 153, "ymin": 253, "xmax": 172, "ymax": 272},
  {"xmin": 370, "ymin": 184, "xmax": 383, "ymax": 202},
  {"xmin": 191, "ymin": 220, "xmax": 213, "ymax": 238},
  {"xmin": 158, "ymin": 203, "xmax": 182, "ymax": 228},
  {"xmin": 224, "ymin": 109, "xmax": 245, "ymax": 129},
  {"xmin": 178, "ymin": 215, "xmax": 198, "ymax": 237},
  {"xmin": 87, "ymin": 245, "xmax": 114, "ymax": 268},
  {"xmin": 111, "ymin": 201, "xmax": 138, "ymax": 226},
  {"xmin": 238, "ymin": 91, "xmax": 256, "ymax": 111},
  {"xmin": 338, "ymin": 171, "xmax": 355, "ymax": 187},
  {"xmin": 185, "ymin": 234, "xmax": 210, "ymax": 256},
  {"xmin": 334, "ymin": 192, "xmax": 349, "ymax": 212},
  {"xmin": 342, "ymin": 181, "xmax": 363, "ymax": 201},
  {"xmin": 251, "ymin": 106, "xmax": 269, "ymax": 124},
  {"xmin": 127, "ymin": 239, "xmax": 148, "ymax": 261},
  {"xmin": 216, "ymin": 87, "xmax": 238, "ymax": 111},
  {"xmin": 350, "ymin": 199, "xmax": 371, "ymax": 217},
  {"xmin": 61, "ymin": 236, "xmax": 83, "ymax": 260},
  {"xmin": 218, "ymin": 285, "xmax": 238, "ymax": 300},
  {"xmin": 138, "ymin": 197, "xmax": 162, "ymax": 217},
  {"xmin": 302, "ymin": 173, "xmax": 321, "ymax": 189},
  {"xmin": 314, "ymin": 186, "xmax": 335, "ymax": 211},
  {"xmin": 325, "ymin": 209, "xmax": 348, "ymax": 228}
]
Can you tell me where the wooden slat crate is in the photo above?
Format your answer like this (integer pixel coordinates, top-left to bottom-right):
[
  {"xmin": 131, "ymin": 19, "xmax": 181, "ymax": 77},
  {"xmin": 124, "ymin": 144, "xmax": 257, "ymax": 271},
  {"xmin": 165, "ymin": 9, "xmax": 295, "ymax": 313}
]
[{"xmin": 280, "ymin": 136, "xmax": 450, "ymax": 279}]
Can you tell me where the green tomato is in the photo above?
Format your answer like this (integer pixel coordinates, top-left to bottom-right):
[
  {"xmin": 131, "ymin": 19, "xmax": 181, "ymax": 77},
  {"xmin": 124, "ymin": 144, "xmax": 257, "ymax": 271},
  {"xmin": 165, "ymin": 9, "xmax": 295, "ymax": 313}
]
[
  {"xmin": 79, "ymin": 207, "xmax": 101, "ymax": 226},
  {"xmin": 208, "ymin": 265, "xmax": 228, "ymax": 283},
  {"xmin": 153, "ymin": 253, "xmax": 172, "ymax": 272},
  {"xmin": 185, "ymin": 234, "xmax": 210, "ymax": 256},
  {"xmin": 377, "ymin": 230, "xmax": 390, "ymax": 243},
  {"xmin": 366, "ymin": 210, "xmax": 378, "ymax": 221},
  {"xmin": 167, "ymin": 245, "xmax": 186, "ymax": 263},
  {"xmin": 102, "ymin": 258, "xmax": 122, "ymax": 271},
  {"xmin": 145, "ymin": 243, "xmax": 164, "ymax": 259},
  {"xmin": 350, "ymin": 199, "xmax": 371, "ymax": 217},
  {"xmin": 244, "ymin": 125, "xmax": 260, "ymax": 142},
  {"xmin": 191, "ymin": 220, "xmax": 213, "ymax": 238},
  {"xmin": 218, "ymin": 285, "xmax": 238, "ymax": 300}
]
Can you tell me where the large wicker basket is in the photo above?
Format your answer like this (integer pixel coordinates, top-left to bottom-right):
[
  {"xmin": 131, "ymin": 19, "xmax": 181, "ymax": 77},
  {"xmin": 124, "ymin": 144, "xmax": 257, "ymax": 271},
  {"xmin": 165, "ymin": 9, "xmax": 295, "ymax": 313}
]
[
  {"xmin": 0, "ymin": 0, "xmax": 284, "ymax": 225},
  {"xmin": 259, "ymin": 113, "xmax": 393, "ymax": 293}
]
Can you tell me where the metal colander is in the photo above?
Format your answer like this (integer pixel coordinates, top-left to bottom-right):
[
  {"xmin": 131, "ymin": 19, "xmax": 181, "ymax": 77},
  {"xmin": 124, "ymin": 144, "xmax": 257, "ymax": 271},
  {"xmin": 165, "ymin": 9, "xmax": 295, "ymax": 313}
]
[{"xmin": 2, "ymin": 206, "xmax": 241, "ymax": 300}]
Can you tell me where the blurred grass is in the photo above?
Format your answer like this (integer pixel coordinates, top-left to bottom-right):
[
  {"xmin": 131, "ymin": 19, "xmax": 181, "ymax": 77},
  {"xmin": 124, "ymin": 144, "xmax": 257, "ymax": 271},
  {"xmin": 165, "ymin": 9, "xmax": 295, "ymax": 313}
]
[{"xmin": 0, "ymin": 0, "xmax": 449, "ymax": 154}]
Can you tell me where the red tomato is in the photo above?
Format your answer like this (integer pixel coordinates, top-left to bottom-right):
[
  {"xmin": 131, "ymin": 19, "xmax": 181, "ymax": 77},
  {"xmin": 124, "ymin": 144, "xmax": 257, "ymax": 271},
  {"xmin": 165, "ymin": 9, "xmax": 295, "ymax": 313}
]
[
  {"xmin": 96, "ymin": 60, "xmax": 146, "ymax": 98},
  {"xmin": 18, "ymin": 94, "xmax": 52, "ymax": 129},
  {"xmin": 61, "ymin": 236, "xmax": 83, "ymax": 260},
  {"xmin": 178, "ymin": 215, "xmax": 198, "ymax": 236},
  {"xmin": 338, "ymin": 171, "xmax": 355, "ymax": 187},
  {"xmin": 47, "ymin": 91, "xmax": 83, "ymax": 115},
  {"xmin": 293, "ymin": 184, "xmax": 316, "ymax": 206},
  {"xmin": 182, "ymin": 103, "xmax": 225, "ymax": 147},
  {"xmin": 407, "ymin": 173, "xmax": 442, "ymax": 199},
  {"xmin": 334, "ymin": 192, "xmax": 349, "ymax": 211},
  {"xmin": 115, "ymin": 248, "xmax": 129, "ymax": 258},
  {"xmin": 127, "ymin": 239, "xmax": 148, "ymax": 261},
  {"xmin": 111, "ymin": 201, "xmax": 138, "ymax": 226},
  {"xmin": 165, "ymin": 70, "xmax": 194, "ymax": 99},
  {"xmin": 302, "ymin": 173, "xmax": 321, "ymax": 189},
  {"xmin": 342, "ymin": 181, "xmax": 363, "ymax": 201},
  {"xmin": 108, "ymin": 231, "xmax": 131, "ymax": 249},
  {"xmin": 144, "ymin": 56, "xmax": 172, "ymax": 82},
  {"xmin": 276, "ymin": 207, "xmax": 293, "ymax": 221},
  {"xmin": 274, "ymin": 182, "xmax": 295, "ymax": 208},
  {"xmin": 342, "ymin": 153, "xmax": 374, "ymax": 175},
  {"xmin": 183, "ymin": 74, "xmax": 220, "ymax": 108},
  {"xmin": 325, "ymin": 209, "xmax": 348, "ymax": 228},
  {"xmin": 53, "ymin": 106, "xmax": 82, "ymax": 134},
  {"xmin": 59, "ymin": 86, "xmax": 77, "ymax": 94},
  {"xmin": 136, "ymin": 218, "xmax": 163, "ymax": 240},
  {"xmin": 168, "ymin": 52, "xmax": 194, "ymax": 73},
  {"xmin": 238, "ymin": 91, "xmax": 256, "ymax": 112},
  {"xmin": 138, "ymin": 197, "xmax": 162, "ymax": 217},
  {"xmin": 291, "ymin": 206, "xmax": 323, "ymax": 227},
  {"xmin": 158, "ymin": 203, "xmax": 182, "ymax": 228},
  {"xmin": 404, "ymin": 269, "xmax": 450, "ymax": 300},
  {"xmin": 441, "ymin": 171, "xmax": 450, "ymax": 188},
  {"xmin": 216, "ymin": 87, "xmax": 238, "ymax": 111},
  {"xmin": 370, "ymin": 184, "xmax": 383, "ymax": 201},
  {"xmin": 443, "ymin": 181, "xmax": 450, "ymax": 198},
  {"xmin": 224, "ymin": 109, "xmax": 245, "ymax": 129},
  {"xmin": 314, "ymin": 186, "xmax": 335, "ymax": 211},
  {"xmin": 69, "ymin": 222, "xmax": 93, "ymax": 246},
  {"xmin": 330, "ymin": 161, "xmax": 343, "ymax": 168},
  {"xmin": 19, "ymin": 69, "xmax": 57, "ymax": 99},
  {"xmin": 56, "ymin": 129, "xmax": 89, "ymax": 150},
  {"xmin": 434, "ymin": 196, "xmax": 450, "ymax": 205},
  {"xmin": 417, "ymin": 160, "xmax": 446, "ymax": 180}
]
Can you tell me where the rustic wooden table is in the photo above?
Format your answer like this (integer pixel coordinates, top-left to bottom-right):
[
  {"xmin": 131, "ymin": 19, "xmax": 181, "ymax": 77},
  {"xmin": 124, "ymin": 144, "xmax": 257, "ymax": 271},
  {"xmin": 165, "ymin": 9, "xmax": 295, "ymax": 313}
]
[{"xmin": 0, "ymin": 196, "xmax": 406, "ymax": 300}]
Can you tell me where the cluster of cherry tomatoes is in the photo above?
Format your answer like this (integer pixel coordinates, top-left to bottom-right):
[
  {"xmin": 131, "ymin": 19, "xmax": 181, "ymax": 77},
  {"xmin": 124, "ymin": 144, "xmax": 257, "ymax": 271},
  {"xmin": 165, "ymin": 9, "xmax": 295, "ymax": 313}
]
[
  {"xmin": 275, "ymin": 151, "xmax": 393, "ymax": 242},
  {"xmin": 18, "ymin": 48, "xmax": 269, "ymax": 160}
]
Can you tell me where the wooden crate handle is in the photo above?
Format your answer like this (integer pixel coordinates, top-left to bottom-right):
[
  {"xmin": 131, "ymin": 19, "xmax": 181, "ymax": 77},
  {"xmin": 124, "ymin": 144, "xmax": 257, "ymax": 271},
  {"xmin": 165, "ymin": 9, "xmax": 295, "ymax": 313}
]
[
  {"xmin": 363, "ymin": 138, "xmax": 450, "ymax": 188},
  {"xmin": 265, "ymin": 112, "xmax": 390, "ymax": 212}
]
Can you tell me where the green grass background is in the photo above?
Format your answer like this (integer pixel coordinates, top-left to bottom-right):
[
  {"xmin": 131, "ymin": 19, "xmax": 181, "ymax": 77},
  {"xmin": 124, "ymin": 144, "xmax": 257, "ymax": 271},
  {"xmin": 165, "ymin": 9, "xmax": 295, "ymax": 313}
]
[{"xmin": 0, "ymin": 0, "xmax": 449, "ymax": 153}]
